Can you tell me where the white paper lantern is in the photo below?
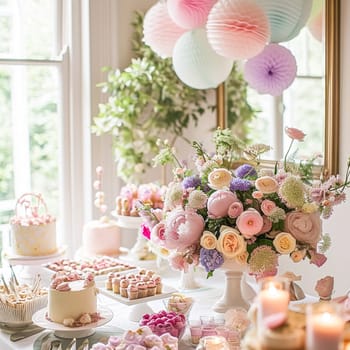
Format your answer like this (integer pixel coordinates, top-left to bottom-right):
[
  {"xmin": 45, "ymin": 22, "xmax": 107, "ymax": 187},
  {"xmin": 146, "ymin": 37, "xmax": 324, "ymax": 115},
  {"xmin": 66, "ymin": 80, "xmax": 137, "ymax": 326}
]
[
  {"xmin": 143, "ymin": 2, "xmax": 186, "ymax": 58},
  {"xmin": 172, "ymin": 29, "xmax": 234, "ymax": 90},
  {"xmin": 206, "ymin": 0, "xmax": 270, "ymax": 60},
  {"xmin": 256, "ymin": 0, "xmax": 313, "ymax": 43}
]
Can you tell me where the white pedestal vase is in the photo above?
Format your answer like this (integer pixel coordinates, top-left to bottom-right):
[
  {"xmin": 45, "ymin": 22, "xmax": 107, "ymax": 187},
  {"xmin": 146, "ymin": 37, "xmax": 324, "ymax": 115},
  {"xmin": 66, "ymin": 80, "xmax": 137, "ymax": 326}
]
[
  {"xmin": 212, "ymin": 259, "xmax": 250, "ymax": 313},
  {"xmin": 178, "ymin": 265, "xmax": 201, "ymax": 291}
]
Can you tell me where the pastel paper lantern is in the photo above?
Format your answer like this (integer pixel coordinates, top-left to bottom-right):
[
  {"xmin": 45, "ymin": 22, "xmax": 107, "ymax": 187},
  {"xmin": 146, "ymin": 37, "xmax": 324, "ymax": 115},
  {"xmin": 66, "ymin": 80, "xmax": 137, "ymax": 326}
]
[
  {"xmin": 206, "ymin": 0, "xmax": 270, "ymax": 60},
  {"xmin": 172, "ymin": 28, "xmax": 234, "ymax": 90},
  {"xmin": 143, "ymin": 2, "xmax": 187, "ymax": 58},
  {"xmin": 307, "ymin": 0, "xmax": 323, "ymax": 43},
  {"xmin": 256, "ymin": 0, "xmax": 313, "ymax": 43},
  {"xmin": 167, "ymin": 0, "xmax": 218, "ymax": 30},
  {"xmin": 243, "ymin": 44, "xmax": 297, "ymax": 96}
]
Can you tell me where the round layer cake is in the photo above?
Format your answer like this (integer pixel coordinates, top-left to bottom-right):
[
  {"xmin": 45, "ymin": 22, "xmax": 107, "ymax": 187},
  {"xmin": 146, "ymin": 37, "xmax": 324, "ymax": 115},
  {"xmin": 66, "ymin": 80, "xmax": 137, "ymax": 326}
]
[
  {"xmin": 48, "ymin": 273, "xmax": 99, "ymax": 326},
  {"xmin": 10, "ymin": 193, "xmax": 57, "ymax": 256},
  {"xmin": 82, "ymin": 217, "xmax": 121, "ymax": 256}
]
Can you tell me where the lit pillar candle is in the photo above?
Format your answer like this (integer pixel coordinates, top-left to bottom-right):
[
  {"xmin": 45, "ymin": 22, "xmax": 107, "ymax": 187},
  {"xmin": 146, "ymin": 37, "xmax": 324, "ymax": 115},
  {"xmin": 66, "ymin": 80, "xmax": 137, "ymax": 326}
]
[
  {"xmin": 258, "ymin": 282, "xmax": 290, "ymax": 328},
  {"xmin": 307, "ymin": 311, "xmax": 344, "ymax": 350}
]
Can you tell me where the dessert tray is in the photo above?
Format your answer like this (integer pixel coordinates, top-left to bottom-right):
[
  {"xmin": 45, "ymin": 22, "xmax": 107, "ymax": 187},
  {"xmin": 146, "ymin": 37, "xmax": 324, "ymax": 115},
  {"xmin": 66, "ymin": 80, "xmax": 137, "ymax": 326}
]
[
  {"xmin": 97, "ymin": 282, "xmax": 176, "ymax": 306},
  {"xmin": 43, "ymin": 256, "xmax": 138, "ymax": 280},
  {"xmin": 32, "ymin": 306, "xmax": 113, "ymax": 338}
]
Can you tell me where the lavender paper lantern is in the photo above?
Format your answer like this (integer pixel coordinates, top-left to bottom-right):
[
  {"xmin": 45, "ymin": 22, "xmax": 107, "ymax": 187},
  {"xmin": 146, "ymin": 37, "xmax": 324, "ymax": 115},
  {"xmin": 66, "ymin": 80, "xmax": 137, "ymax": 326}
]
[
  {"xmin": 206, "ymin": 0, "xmax": 270, "ymax": 60},
  {"xmin": 167, "ymin": 0, "xmax": 217, "ymax": 30},
  {"xmin": 244, "ymin": 44, "xmax": 297, "ymax": 96},
  {"xmin": 256, "ymin": 0, "xmax": 313, "ymax": 43},
  {"xmin": 172, "ymin": 28, "xmax": 234, "ymax": 90},
  {"xmin": 143, "ymin": 2, "xmax": 186, "ymax": 58}
]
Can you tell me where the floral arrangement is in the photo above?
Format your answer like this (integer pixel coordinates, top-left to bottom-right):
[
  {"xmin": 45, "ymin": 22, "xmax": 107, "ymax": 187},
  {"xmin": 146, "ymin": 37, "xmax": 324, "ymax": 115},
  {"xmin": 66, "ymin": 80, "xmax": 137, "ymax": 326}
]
[{"xmin": 138, "ymin": 128, "xmax": 350, "ymax": 279}]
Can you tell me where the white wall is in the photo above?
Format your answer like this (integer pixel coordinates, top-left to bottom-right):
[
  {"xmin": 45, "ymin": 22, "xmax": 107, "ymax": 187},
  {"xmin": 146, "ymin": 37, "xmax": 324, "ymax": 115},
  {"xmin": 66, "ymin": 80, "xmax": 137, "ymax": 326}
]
[{"xmin": 279, "ymin": 0, "xmax": 350, "ymax": 296}]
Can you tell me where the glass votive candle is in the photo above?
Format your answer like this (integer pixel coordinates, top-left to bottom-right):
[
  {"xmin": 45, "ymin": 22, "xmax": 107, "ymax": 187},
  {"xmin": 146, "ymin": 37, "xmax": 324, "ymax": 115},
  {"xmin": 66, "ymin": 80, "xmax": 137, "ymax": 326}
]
[
  {"xmin": 257, "ymin": 276, "xmax": 290, "ymax": 331},
  {"xmin": 306, "ymin": 302, "xmax": 344, "ymax": 350},
  {"xmin": 200, "ymin": 315, "xmax": 215, "ymax": 326},
  {"xmin": 195, "ymin": 335, "xmax": 230, "ymax": 350},
  {"xmin": 201, "ymin": 326, "xmax": 217, "ymax": 337},
  {"xmin": 188, "ymin": 319, "xmax": 202, "ymax": 345},
  {"xmin": 215, "ymin": 326, "xmax": 230, "ymax": 338}
]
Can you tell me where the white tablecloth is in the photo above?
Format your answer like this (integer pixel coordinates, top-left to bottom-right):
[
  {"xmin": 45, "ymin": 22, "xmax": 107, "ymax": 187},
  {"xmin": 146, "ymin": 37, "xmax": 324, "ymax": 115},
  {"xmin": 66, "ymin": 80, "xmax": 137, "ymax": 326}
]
[{"xmin": 0, "ymin": 263, "xmax": 232, "ymax": 350}]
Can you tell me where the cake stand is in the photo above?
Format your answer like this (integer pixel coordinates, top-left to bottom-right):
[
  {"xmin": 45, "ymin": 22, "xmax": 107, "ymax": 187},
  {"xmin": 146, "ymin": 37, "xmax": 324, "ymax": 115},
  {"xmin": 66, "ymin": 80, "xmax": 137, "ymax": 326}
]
[
  {"xmin": 2, "ymin": 246, "xmax": 67, "ymax": 282},
  {"xmin": 32, "ymin": 306, "xmax": 113, "ymax": 338},
  {"xmin": 98, "ymin": 282, "xmax": 177, "ymax": 322}
]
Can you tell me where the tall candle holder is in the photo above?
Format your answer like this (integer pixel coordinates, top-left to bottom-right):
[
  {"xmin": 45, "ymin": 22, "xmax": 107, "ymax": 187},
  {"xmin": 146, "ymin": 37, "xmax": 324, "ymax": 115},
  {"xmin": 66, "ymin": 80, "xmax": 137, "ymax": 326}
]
[
  {"xmin": 306, "ymin": 302, "xmax": 344, "ymax": 350},
  {"xmin": 257, "ymin": 276, "xmax": 290, "ymax": 343}
]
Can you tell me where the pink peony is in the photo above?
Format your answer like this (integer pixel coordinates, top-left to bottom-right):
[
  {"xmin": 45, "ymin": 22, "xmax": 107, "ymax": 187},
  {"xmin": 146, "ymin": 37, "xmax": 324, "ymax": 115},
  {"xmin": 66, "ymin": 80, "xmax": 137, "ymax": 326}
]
[
  {"xmin": 207, "ymin": 190, "xmax": 238, "ymax": 218},
  {"xmin": 285, "ymin": 127, "xmax": 306, "ymax": 141},
  {"xmin": 168, "ymin": 253, "xmax": 189, "ymax": 272},
  {"xmin": 236, "ymin": 209, "xmax": 264, "ymax": 238},
  {"xmin": 164, "ymin": 207, "xmax": 204, "ymax": 251},
  {"xmin": 141, "ymin": 223, "xmax": 151, "ymax": 240},
  {"xmin": 284, "ymin": 212, "xmax": 322, "ymax": 247},
  {"xmin": 261, "ymin": 199, "xmax": 276, "ymax": 216},
  {"xmin": 228, "ymin": 201, "xmax": 244, "ymax": 218}
]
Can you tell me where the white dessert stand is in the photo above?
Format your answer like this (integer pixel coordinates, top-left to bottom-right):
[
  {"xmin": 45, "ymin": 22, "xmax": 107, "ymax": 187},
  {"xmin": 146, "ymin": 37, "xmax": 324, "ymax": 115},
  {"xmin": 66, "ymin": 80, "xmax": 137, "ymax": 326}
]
[
  {"xmin": 32, "ymin": 306, "xmax": 113, "ymax": 338},
  {"xmin": 2, "ymin": 246, "xmax": 67, "ymax": 282},
  {"xmin": 98, "ymin": 282, "xmax": 176, "ymax": 322}
]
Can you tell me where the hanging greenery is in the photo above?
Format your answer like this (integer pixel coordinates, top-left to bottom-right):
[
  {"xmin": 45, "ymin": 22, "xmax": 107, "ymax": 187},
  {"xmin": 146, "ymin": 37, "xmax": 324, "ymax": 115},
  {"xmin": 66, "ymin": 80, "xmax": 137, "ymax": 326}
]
[{"xmin": 92, "ymin": 11, "xmax": 256, "ymax": 184}]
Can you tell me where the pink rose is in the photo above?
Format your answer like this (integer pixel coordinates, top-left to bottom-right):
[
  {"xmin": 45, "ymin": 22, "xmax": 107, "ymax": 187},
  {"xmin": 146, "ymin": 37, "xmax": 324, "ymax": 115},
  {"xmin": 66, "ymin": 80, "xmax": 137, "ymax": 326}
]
[
  {"xmin": 315, "ymin": 276, "xmax": 334, "ymax": 300},
  {"xmin": 259, "ymin": 215, "xmax": 272, "ymax": 234},
  {"xmin": 309, "ymin": 250, "xmax": 327, "ymax": 267},
  {"xmin": 168, "ymin": 253, "xmax": 189, "ymax": 272},
  {"xmin": 151, "ymin": 222, "xmax": 166, "ymax": 246},
  {"xmin": 284, "ymin": 212, "xmax": 322, "ymax": 247},
  {"xmin": 228, "ymin": 201, "xmax": 244, "ymax": 218},
  {"xmin": 261, "ymin": 200, "xmax": 276, "ymax": 216},
  {"xmin": 285, "ymin": 127, "xmax": 306, "ymax": 141},
  {"xmin": 207, "ymin": 190, "xmax": 238, "ymax": 218},
  {"xmin": 164, "ymin": 207, "xmax": 204, "ymax": 251},
  {"xmin": 236, "ymin": 209, "xmax": 264, "ymax": 238}
]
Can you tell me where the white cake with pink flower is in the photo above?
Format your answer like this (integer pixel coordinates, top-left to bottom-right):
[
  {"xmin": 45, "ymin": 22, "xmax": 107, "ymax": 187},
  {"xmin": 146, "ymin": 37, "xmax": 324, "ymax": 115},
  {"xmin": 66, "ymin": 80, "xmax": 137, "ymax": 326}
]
[
  {"xmin": 48, "ymin": 272, "xmax": 100, "ymax": 327},
  {"xmin": 10, "ymin": 193, "xmax": 57, "ymax": 256},
  {"xmin": 82, "ymin": 166, "xmax": 121, "ymax": 256}
]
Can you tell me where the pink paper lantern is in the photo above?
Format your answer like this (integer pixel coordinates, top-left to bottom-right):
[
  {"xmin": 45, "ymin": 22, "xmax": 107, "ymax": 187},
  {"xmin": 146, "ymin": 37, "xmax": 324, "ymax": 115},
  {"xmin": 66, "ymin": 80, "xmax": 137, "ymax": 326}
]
[
  {"xmin": 172, "ymin": 29, "xmax": 234, "ymax": 90},
  {"xmin": 167, "ymin": 0, "xmax": 218, "ymax": 30},
  {"xmin": 243, "ymin": 44, "xmax": 297, "ymax": 96},
  {"xmin": 143, "ymin": 2, "xmax": 186, "ymax": 58},
  {"xmin": 206, "ymin": 0, "xmax": 270, "ymax": 60},
  {"xmin": 307, "ymin": 8, "xmax": 323, "ymax": 42}
]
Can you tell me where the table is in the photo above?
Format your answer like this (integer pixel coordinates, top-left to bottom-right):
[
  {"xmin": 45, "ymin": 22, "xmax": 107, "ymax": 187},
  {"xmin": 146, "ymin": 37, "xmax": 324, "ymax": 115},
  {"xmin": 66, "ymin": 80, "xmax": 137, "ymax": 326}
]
[{"xmin": 0, "ymin": 264, "xmax": 231, "ymax": 350}]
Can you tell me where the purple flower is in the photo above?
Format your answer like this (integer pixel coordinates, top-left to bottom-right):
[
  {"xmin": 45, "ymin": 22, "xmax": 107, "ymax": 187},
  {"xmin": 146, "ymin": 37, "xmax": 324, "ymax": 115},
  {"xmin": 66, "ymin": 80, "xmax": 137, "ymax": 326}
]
[
  {"xmin": 230, "ymin": 178, "xmax": 252, "ymax": 192},
  {"xmin": 200, "ymin": 248, "xmax": 224, "ymax": 272},
  {"xmin": 235, "ymin": 164, "xmax": 257, "ymax": 178},
  {"xmin": 182, "ymin": 175, "xmax": 201, "ymax": 189}
]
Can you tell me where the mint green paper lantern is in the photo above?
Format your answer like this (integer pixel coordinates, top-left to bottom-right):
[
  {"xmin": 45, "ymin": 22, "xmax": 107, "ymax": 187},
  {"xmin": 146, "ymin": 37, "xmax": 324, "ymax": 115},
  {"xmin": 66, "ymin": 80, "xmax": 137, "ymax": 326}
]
[
  {"xmin": 172, "ymin": 29, "xmax": 234, "ymax": 90},
  {"xmin": 256, "ymin": 0, "xmax": 313, "ymax": 43}
]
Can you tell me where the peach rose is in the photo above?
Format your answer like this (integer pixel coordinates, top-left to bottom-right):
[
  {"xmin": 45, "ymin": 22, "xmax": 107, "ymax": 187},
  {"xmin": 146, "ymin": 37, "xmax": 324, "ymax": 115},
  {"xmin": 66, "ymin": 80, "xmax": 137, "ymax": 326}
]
[
  {"xmin": 200, "ymin": 231, "xmax": 217, "ymax": 250},
  {"xmin": 290, "ymin": 249, "xmax": 306, "ymax": 263},
  {"xmin": 217, "ymin": 226, "xmax": 246, "ymax": 258},
  {"xmin": 236, "ymin": 209, "xmax": 264, "ymax": 238},
  {"xmin": 261, "ymin": 199, "xmax": 276, "ymax": 216},
  {"xmin": 208, "ymin": 168, "xmax": 232, "ymax": 190},
  {"xmin": 273, "ymin": 232, "xmax": 296, "ymax": 254},
  {"xmin": 207, "ymin": 190, "xmax": 238, "ymax": 219},
  {"xmin": 284, "ymin": 212, "xmax": 322, "ymax": 247},
  {"xmin": 315, "ymin": 276, "xmax": 334, "ymax": 300},
  {"xmin": 228, "ymin": 201, "xmax": 244, "ymax": 218},
  {"xmin": 255, "ymin": 176, "xmax": 278, "ymax": 194},
  {"xmin": 285, "ymin": 127, "xmax": 306, "ymax": 141},
  {"xmin": 235, "ymin": 251, "xmax": 248, "ymax": 265}
]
